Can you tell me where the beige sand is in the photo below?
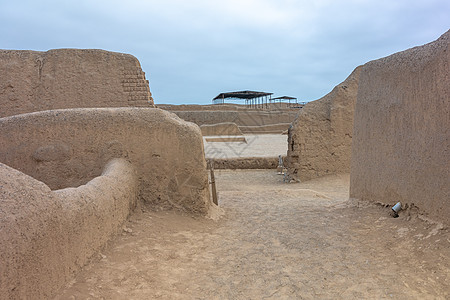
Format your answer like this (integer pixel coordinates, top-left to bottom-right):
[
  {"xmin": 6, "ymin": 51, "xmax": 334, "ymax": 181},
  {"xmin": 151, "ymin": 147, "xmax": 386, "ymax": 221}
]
[
  {"xmin": 55, "ymin": 170, "xmax": 450, "ymax": 299},
  {"xmin": 204, "ymin": 134, "xmax": 287, "ymax": 159}
]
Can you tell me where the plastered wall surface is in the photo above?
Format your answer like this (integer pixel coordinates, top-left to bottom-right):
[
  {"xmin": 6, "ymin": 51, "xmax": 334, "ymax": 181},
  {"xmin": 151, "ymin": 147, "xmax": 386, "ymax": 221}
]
[
  {"xmin": 0, "ymin": 158, "xmax": 138, "ymax": 299},
  {"xmin": 0, "ymin": 49, "xmax": 154, "ymax": 118},
  {"xmin": 170, "ymin": 110, "xmax": 298, "ymax": 127},
  {"xmin": 0, "ymin": 107, "xmax": 211, "ymax": 214},
  {"xmin": 0, "ymin": 49, "xmax": 215, "ymax": 298},
  {"xmin": 350, "ymin": 31, "xmax": 449, "ymax": 224},
  {"xmin": 0, "ymin": 107, "xmax": 215, "ymax": 298},
  {"xmin": 200, "ymin": 122, "xmax": 243, "ymax": 136},
  {"xmin": 286, "ymin": 66, "xmax": 361, "ymax": 181}
]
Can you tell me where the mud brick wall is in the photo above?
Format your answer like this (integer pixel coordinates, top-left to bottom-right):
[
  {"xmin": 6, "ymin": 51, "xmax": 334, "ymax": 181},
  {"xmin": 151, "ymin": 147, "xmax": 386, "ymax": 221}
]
[
  {"xmin": 350, "ymin": 30, "xmax": 449, "ymax": 225},
  {"xmin": 0, "ymin": 49, "xmax": 154, "ymax": 117},
  {"xmin": 121, "ymin": 68, "xmax": 153, "ymax": 107},
  {"xmin": 286, "ymin": 66, "xmax": 361, "ymax": 181}
]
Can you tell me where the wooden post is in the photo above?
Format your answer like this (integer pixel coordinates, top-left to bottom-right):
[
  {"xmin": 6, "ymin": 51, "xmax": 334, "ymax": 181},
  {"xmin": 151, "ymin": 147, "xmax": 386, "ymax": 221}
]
[{"xmin": 208, "ymin": 160, "xmax": 218, "ymax": 205}]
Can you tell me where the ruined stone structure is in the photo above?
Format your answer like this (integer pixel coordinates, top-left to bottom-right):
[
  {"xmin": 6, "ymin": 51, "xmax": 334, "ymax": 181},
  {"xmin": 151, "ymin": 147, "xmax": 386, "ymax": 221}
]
[
  {"xmin": 0, "ymin": 49, "xmax": 154, "ymax": 117},
  {"xmin": 160, "ymin": 104, "xmax": 298, "ymax": 134},
  {"xmin": 212, "ymin": 156, "xmax": 285, "ymax": 169},
  {"xmin": 286, "ymin": 66, "xmax": 362, "ymax": 181},
  {"xmin": 0, "ymin": 108, "xmax": 211, "ymax": 212},
  {"xmin": 0, "ymin": 108, "xmax": 215, "ymax": 298},
  {"xmin": 350, "ymin": 31, "xmax": 449, "ymax": 225},
  {"xmin": 0, "ymin": 49, "xmax": 216, "ymax": 298},
  {"xmin": 0, "ymin": 158, "xmax": 138, "ymax": 299},
  {"xmin": 200, "ymin": 122, "xmax": 243, "ymax": 136}
]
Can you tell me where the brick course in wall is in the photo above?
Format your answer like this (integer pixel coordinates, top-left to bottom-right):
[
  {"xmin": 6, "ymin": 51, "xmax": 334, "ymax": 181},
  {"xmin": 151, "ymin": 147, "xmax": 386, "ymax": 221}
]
[{"xmin": 0, "ymin": 49, "xmax": 154, "ymax": 117}]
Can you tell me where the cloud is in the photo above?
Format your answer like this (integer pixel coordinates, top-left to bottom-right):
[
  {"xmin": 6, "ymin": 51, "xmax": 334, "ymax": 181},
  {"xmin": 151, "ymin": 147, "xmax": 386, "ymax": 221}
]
[{"xmin": 0, "ymin": 0, "xmax": 448, "ymax": 104}]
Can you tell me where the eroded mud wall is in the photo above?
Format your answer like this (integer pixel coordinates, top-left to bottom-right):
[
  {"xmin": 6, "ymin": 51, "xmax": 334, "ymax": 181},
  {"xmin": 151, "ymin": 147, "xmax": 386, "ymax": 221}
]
[
  {"xmin": 0, "ymin": 108, "xmax": 211, "ymax": 214},
  {"xmin": 200, "ymin": 122, "xmax": 243, "ymax": 136},
  {"xmin": 171, "ymin": 110, "xmax": 298, "ymax": 127},
  {"xmin": 0, "ymin": 49, "xmax": 154, "ymax": 117},
  {"xmin": 0, "ymin": 158, "xmax": 138, "ymax": 299},
  {"xmin": 350, "ymin": 31, "xmax": 449, "ymax": 224},
  {"xmin": 286, "ymin": 66, "xmax": 361, "ymax": 181}
]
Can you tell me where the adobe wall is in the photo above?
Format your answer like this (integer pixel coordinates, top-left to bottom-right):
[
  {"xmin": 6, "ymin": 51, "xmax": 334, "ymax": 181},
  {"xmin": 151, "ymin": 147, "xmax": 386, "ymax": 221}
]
[
  {"xmin": 239, "ymin": 123, "xmax": 291, "ymax": 134},
  {"xmin": 0, "ymin": 158, "xmax": 138, "ymax": 299},
  {"xmin": 159, "ymin": 104, "xmax": 246, "ymax": 111},
  {"xmin": 211, "ymin": 156, "xmax": 284, "ymax": 169},
  {"xmin": 159, "ymin": 103, "xmax": 303, "ymax": 111},
  {"xmin": 172, "ymin": 110, "xmax": 298, "ymax": 127},
  {"xmin": 350, "ymin": 31, "xmax": 449, "ymax": 224},
  {"xmin": 286, "ymin": 66, "xmax": 362, "ymax": 181},
  {"xmin": 200, "ymin": 122, "xmax": 243, "ymax": 136},
  {"xmin": 0, "ymin": 107, "xmax": 212, "ymax": 214},
  {"xmin": 0, "ymin": 49, "xmax": 154, "ymax": 118}
]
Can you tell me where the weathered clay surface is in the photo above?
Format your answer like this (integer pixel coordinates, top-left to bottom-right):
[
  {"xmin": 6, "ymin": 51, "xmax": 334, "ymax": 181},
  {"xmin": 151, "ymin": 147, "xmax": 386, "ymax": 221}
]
[
  {"xmin": 211, "ymin": 156, "xmax": 284, "ymax": 169},
  {"xmin": 350, "ymin": 31, "xmax": 449, "ymax": 225},
  {"xmin": 0, "ymin": 158, "xmax": 138, "ymax": 299},
  {"xmin": 0, "ymin": 107, "xmax": 216, "ymax": 298},
  {"xmin": 0, "ymin": 108, "xmax": 211, "ymax": 214},
  {"xmin": 0, "ymin": 49, "xmax": 154, "ymax": 117},
  {"xmin": 205, "ymin": 137, "xmax": 247, "ymax": 143},
  {"xmin": 168, "ymin": 110, "xmax": 298, "ymax": 127},
  {"xmin": 239, "ymin": 123, "xmax": 291, "ymax": 134},
  {"xmin": 200, "ymin": 122, "xmax": 243, "ymax": 136},
  {"xmin": 204, "ymin": 134, "xmax": 287, "ymax": 159},
  {"xmin": 54, "ymin": 171, "xmax": 450, "ymax": 299},
  {"xmin": 160, "ymin": 103, "xmax": 299, "ymax": 135},
  {"xmin": 286, "ymin": 66, "xmax": 362, "ymax": 181}
]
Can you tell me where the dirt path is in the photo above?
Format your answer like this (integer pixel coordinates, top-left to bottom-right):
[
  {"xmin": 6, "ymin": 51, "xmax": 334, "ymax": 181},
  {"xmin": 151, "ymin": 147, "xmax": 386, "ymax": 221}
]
[
  {"xmin": 204, "ymin": 134, "xmax": 287, "ymax": 159},
  {"xmin": 56, "ymin": 170, "xmax": 449, "ymax": 299}
]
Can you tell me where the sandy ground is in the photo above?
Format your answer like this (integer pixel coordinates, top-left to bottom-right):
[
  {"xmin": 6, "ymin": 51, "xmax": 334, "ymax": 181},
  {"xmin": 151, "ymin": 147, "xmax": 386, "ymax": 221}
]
[
  {"xmin": 55, "ymin": 170, "xmax": 449, "ymax": 299},
  {"xmin": 204, "ymin": 134, "xmax": 287, "ymax": 159}
]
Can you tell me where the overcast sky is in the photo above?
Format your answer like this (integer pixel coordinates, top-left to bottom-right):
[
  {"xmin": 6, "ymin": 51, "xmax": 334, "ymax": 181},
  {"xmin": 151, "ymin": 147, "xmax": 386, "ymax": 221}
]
[{"xmin": 1, "ymin": 0, "xmax": 448, "ymax": 104}]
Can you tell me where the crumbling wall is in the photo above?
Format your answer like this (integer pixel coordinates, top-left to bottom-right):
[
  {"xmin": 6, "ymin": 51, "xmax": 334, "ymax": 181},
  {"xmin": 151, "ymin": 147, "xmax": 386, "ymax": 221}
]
[
  {"xmin": 0, "ymin": 158, "xmax": 138, "ymax": 299},
  {"xmin": 171, "ymin": 110, "xmax": 298, "ymax": 127},
  {"xmin": 200, "ymin": 122, "xmax": 243, "ymax": 136},
  {"xmin": 239, "ymin": 123, "xmax": 291, "ymax": 134},
  {"xmin": 0, "ymin": 107, "xmax": 215, "ymax": 298},
  {"xmin": 0, "ymin": 108, "xmax": 211, "ymax": 214},
  {"xmin": 350, "ymin": 31, "xmax": 449, "ymax": 224},
  {"xmin": 286, "ymin": 66, "xmax": 362, "ymax": 181},
  {"xmin": 0, "ymin": 49, "xmax": 154, "ymax": 117},
  {"xmin": 211, "ymin": 156, "xmax": 284, "ymax": 169}
]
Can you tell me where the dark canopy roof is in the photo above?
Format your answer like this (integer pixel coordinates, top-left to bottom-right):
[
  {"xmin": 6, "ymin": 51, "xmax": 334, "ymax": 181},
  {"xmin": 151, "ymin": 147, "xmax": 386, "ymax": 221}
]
[
  {"xmin": 213, "ymin": 90, "xmax": 273, "ymax": 100},
  {"xmin": 271, "ymin": 96, "xmax": 297, "ymax": 100}
]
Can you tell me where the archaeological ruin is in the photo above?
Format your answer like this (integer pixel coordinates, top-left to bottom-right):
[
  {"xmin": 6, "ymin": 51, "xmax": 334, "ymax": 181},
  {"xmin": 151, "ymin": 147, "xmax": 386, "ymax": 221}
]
[
  {"xmin": 0, "ymin": 29, "xmax": 449, "ymax": 299},
  {"xmin": 0, "ymin": 49, "xmax": 215, "ymax": 299},
  {"xmin": 0, "ymin": 49, "xmax": 154, "ymax": 118},
  {"xmin": 286, "ymin": 66, "xmax": 361, "ymax": 181},
  {"xmin": 350, "ymin": 30, "xmax": 449, "ymax": 225}
]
